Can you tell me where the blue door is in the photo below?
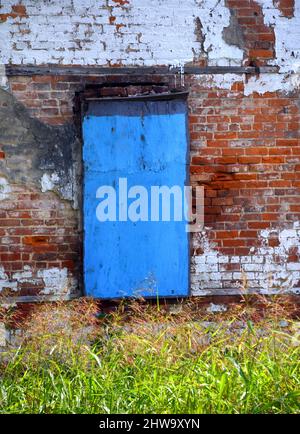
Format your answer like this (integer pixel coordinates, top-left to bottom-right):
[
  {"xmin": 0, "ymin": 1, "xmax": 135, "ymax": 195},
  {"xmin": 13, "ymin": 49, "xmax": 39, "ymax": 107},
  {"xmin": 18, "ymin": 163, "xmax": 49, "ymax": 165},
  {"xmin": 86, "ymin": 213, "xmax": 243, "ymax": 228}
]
[{"xmin": 83, "ymin": 95, "xmax": 189, "ymax": 298}]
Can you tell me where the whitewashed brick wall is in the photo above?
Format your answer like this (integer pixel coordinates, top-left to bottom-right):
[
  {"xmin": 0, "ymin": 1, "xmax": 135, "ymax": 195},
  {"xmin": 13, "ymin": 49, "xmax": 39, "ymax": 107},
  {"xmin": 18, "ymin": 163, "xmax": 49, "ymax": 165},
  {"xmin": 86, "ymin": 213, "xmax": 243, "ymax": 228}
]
[{"xmin": 0, "ymin": 0, "xmax": 298, "ymax": 71}]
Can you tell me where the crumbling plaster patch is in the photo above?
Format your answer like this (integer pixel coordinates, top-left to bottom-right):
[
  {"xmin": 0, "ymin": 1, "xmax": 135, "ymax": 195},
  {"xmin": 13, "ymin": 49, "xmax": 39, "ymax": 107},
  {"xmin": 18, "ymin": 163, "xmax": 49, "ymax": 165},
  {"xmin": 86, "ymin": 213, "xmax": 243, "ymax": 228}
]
[
  {"xmin": 222, "ymin": 7, "xmax": 245, "ymax": 52},
  {"xmin": 191, "ymin": 223, "xmax": 300, "ymax": 296},
  {"xmin": 257, "ymin": 0, "xmax": 300, "ymax": 73},
  {"xmin": 0, "ymin": 266, "xmax": 18, "ymax": 292},
  {"xmin": 192, "ymin": 0, "xmax": 244, "ymax": 66},
  {"xmin": 0, "ymin": 87, "xmax": 81, "ymax": 209}
]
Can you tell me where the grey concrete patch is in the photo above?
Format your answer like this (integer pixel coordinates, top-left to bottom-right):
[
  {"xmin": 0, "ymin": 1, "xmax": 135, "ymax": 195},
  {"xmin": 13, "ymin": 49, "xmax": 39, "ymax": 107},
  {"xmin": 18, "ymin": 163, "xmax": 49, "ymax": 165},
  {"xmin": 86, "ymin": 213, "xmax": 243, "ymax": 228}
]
[{"xmin": 0, "ymin": 87, "xmax": 81, "ymax": 209}]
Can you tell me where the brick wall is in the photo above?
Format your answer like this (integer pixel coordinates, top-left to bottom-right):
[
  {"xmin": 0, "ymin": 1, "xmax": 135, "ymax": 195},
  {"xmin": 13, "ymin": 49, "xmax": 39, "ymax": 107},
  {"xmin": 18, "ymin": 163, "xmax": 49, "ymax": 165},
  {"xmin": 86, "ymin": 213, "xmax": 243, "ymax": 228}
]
[
  {"xmin": 3, "ymin": 71, "xmax": 299, "ymax": 297},
  {"xmin": 0, "ymin": 184, "xmax": 79, "ymax": 297},
  {"xmin": 0, "ymin": 0, "xmax": 299, "ymax": 71},
  {"xmin": 187, "ymin": 76, "xmax": 300, "ymax": 295},
  {"xmin": 0, "ymin": 77, "xmax": 82, "ymax": 299},
  {"xmin": 0, "ymin": 0, "xmax": 300, "ymax": 299},
  {"xmin": 1, "ymin": 73, "xmax": 176, "ymax": 299}
]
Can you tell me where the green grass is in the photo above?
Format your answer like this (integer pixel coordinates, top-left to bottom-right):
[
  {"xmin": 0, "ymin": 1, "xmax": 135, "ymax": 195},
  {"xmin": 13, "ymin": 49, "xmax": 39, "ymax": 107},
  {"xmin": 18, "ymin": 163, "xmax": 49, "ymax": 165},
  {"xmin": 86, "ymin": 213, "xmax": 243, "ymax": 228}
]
[{"xmin": 0, "ymin": 299, "xmax": 299, "ymax": 414}]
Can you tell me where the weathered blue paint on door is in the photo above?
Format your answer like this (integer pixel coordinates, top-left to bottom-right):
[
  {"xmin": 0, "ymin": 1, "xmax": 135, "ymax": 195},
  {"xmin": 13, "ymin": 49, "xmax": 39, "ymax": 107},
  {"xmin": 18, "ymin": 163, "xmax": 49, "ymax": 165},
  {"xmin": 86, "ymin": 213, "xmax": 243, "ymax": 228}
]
[{"xmin": 83, "ymin": 97, "xmax": 189, "ymax": 298}]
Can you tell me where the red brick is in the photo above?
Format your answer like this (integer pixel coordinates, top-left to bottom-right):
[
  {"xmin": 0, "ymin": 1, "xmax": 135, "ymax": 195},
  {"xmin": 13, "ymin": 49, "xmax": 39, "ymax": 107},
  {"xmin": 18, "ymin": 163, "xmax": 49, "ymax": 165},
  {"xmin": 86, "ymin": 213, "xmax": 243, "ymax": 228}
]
[
  {"xmin": 218, "ymin": 230, "xmax": 239, "ymax": 238},
  {"xmin": 238, "ymin": 156, "xmax": 261, "ymax": 164},
  {"xmin": 214, "ymin": 132, "xmax": 238, "ymax": 140},
  {"xmin": 223, "ymin": 239, "xmax": 246, "ymax": 247},
  {"xmin": 223, "ymin": 148, "xmax": 245, "ymax": 156},
  {"xmin": 0, "ymin": 219, "xmax": 21, "ymax": 227},
  {"xmin": 269, "ymin": 147, "xmax": 291, "ymax": 155},
  {"xmin": 23, "ymin": 236, "xmax": 49, "ymax": 246},
  {"xmin": 248, "ymin": 222, "xmax": 270, "ymax": 229},
  {"xmin": 262, "ymin": 156, "xmax": 285, "ymax": 164},
  {"xmin": 212, "ymin": 197, "xmax": 234, "ymax": 206},
  {"xmin": 276, "ymin": 139, "xmax": 299, "ymax": 146},
  {"xmin": 245, "ymin": 147, "xmax": 268, "ymax": 155}
]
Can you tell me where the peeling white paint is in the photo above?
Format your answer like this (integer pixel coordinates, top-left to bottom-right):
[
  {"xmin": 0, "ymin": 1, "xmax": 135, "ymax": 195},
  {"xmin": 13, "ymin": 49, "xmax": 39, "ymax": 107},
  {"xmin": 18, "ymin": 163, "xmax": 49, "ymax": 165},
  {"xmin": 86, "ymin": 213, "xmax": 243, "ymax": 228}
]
[
  {"xmin": 0, "ymin": 266, "xmax": 18, "ymax": 292},
  {"xmin": 0, "ymin": 265, "xmax": 77, "ymax": 296},
  {"xmin": 254, "ymin": 222, "xmax": 300, "ymax": 292},
  {"xmin": 241, "ymin": 0, "xmax": 300, "ymax": 94},
  {"xmin": 37, "ymin": 267, "xmax": 76, "ymax": 295},
  {"xmin": 40, "ymin": 170, "xmax": 78, "ymax": 209},
  {"xmin": 244, "ymin": 69, "xmax": 300, "ymax": 96},
  {"xmin": 40, "ymin": 172, "xmax": 60, "ymax": 193},
  {"xmin": 1, "ymin": 0, "xmax": 299, "ymax": 94},
  {"xmin": 192, "ymin": 223, "xmax": 300, "ymax": 296},
  {"xmin": 257, "ymin": 0, "xmax": 300, "ymax": 73},
  {"xmin": 59, "ymin": 167, "xmax": 79, "ymax": 209},
  {"xmin": 0, "ymin": 0, "xmax": 243, "ymax": 67},
  {"xmin": 207, "ymin": 303, "xmax": 227, "ymax": 313},
  {"xmin": 195, "ymin": 73, "xmax": 243, "ymax": 90},
  {"xmin": 195, "ymin": 0, "xmax": 244, "ymax": 66},
  {"xmin": 0, "ymin": 177, "xmax": 11, "ymax": 201},
  {"xmin": 0, "ymin": 322, "xmax": 8, "ymax": 347},
  {"xmin": 194, "ymin": 67, "xmax": 300, "ymax": 95},
  {"xmin": 12, "ymin": 265, "xmax": 36, "ymax": 284},
  {"xmin": 0, "ymin": 64, "xmax": 8, "ymax": 89},
  {"xmin": 0, "ymin": 267, "xmax": 6, "ymax": 281}
]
